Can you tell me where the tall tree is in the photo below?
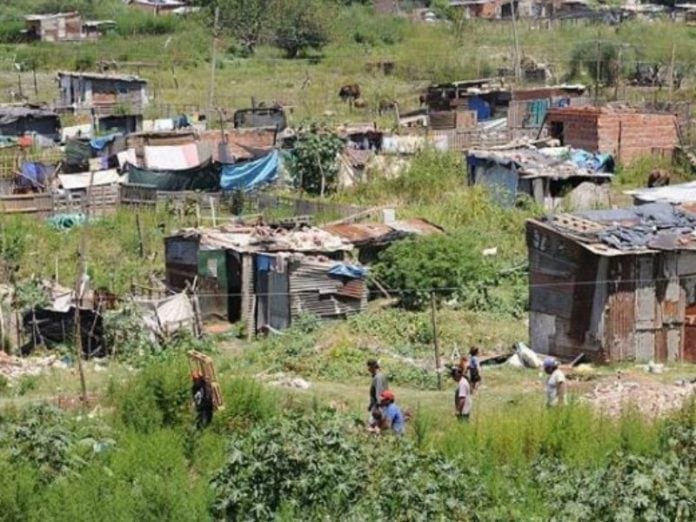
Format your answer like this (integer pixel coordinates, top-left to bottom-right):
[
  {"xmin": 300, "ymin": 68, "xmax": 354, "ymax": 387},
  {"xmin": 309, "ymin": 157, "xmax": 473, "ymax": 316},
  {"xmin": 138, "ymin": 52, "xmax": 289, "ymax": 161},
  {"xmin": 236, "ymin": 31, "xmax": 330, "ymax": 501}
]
[
  {"xmin": 271, "ymin": 0, "xmax": 331, "ymax": 59},
  {"xmin": 198, "ymin": 0, "xmax": 273, "ymax": 55}
]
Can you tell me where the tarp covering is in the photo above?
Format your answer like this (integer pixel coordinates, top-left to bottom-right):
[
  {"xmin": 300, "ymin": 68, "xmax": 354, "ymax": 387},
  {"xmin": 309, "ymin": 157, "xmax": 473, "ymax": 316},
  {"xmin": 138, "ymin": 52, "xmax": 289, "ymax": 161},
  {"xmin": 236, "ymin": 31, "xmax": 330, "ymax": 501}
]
[
  {"xmin": 144, "ymin": 143, "xmax": 200, "ymax": 170},
  {"xmin": 136, "ymin": 292, "xmax": 195, "ymax": 338},
  {"xmin": 64, "ymin": 139, "xmax": 92, "ymax": 173},
  {"xmin": 126, "ymin": 159, "xmax": 219, "ymax": 191},
  {"xmin": 58, "ymin": 169, "xmax": 122, "ymax": 190},
  {"xmin": 89, "ymin": 133, "xmax": 121, "ymax": 152},
  {"xmin": 18, "ymin": 161, "xmax": 52, "ymax": 190},
  {"xmin": 219, "ymin": 150, "xmax": 279, "ymax": 191},
  {"xmin": 328, "ymin": 263, "xmax": 367, "ymax": 279}
]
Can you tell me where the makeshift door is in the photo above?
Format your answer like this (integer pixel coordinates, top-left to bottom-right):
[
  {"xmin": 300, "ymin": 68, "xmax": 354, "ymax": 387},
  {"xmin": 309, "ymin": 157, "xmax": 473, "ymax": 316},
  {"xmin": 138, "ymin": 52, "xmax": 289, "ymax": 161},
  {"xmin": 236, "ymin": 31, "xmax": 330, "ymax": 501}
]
[{"xmin": 255, "ymin": 255, "xmax": 290, "ymax": 331}]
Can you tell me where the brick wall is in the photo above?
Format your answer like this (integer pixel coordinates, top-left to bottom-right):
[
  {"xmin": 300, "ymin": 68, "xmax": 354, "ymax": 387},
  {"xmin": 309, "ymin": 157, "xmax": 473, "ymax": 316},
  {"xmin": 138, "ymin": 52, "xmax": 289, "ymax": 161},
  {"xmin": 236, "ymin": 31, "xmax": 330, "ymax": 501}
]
[
  {"xmin": 598, "ymin": 112, "xmax": 678, "ymax": 164},
  {"xmin": 547, "ymin": 109, "xmax": 600, "ymax": 151},
  {"xmin": 546, "ymin": 108, "xmax": 679, "ymax": 164}
]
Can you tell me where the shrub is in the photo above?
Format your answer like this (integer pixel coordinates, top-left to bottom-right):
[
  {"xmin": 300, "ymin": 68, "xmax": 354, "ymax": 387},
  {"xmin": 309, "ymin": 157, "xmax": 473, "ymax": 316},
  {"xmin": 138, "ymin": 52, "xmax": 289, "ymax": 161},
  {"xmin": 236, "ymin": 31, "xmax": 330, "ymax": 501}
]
[
  {"xmin": 374, "ymin": 232, "xmax": 496, "ymax": 309},
  {"xmin": 286, "ymin": 130, "xmax": 345, "ymax": 195},
  {"xmin": 272, "ymin": 0, "xmax": 331, "ymax": 58},
  {"xmin": 112, "ymin": 355, "xmax": 191, "ymax": 432}
]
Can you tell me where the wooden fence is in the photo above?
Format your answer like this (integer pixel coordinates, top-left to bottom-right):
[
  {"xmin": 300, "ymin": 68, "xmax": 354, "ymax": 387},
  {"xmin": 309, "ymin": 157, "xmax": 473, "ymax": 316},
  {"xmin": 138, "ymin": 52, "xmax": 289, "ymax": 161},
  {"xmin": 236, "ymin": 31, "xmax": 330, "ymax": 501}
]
[{"xmin": 0, "ymin": 185, "xmax": 120, "ymax": 218}]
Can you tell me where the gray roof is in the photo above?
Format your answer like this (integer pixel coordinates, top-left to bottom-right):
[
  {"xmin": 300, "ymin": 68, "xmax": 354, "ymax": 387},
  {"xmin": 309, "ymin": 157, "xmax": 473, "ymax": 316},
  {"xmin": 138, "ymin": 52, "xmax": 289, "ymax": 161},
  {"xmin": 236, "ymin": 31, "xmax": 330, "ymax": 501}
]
[
  {"xmin": 0, "ymin": 106, "xmax": 58, "ymax": 125},
  {"xmin": 57, "ymin": 71, "xmax": 147, "ymax": 84}
]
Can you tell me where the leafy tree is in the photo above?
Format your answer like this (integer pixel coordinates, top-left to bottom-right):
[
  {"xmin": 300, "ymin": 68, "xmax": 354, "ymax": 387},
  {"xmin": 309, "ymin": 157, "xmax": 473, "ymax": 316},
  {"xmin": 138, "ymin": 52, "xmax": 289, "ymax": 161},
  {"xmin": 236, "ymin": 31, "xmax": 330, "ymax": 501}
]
[
  {"xmin": 197, "ymin": 0, "xmax": 273, "ymax": 55},
  {"xmin": 271, "ymin": 0, "xmax": 331, "ymax": 58},
  {"xmin": 286, "ymin": 130, "xmax": 345, "ymax": 196},
  {"xmin": 568, "ymin": 41, "xmax": 629, "ymax": 87}
]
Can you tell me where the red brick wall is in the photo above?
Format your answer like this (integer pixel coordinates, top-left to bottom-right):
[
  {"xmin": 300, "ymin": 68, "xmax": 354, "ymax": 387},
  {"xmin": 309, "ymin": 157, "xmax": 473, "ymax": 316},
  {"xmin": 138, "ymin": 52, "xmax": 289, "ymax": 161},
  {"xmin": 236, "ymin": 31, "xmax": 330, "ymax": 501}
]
[
  {"xmin": 546, "ymin": 109, "xmax": 600, "ymax": 152},
  {"xmin": 546, "ymin": 108, "xmax": 679, "ymax": 164},
  {"xmin": 598, "ymin": 113, "xmax": 678, "ymax": 164}
]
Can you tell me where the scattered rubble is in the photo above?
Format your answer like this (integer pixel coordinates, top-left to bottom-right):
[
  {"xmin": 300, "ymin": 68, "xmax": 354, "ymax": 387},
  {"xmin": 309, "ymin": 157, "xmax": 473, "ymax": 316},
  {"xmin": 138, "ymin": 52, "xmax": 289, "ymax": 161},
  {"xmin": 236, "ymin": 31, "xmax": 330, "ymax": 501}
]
[
  {"xmin": 0, "ymin": 351, "xmax": 69, "ymax": 382},
  {"xmin": 584, "ymin": 377, "xmax": 696, "ymax": 417},
  {"xmin": 260, "ymin": 372, "xmax": 312, "ymax": 390}
]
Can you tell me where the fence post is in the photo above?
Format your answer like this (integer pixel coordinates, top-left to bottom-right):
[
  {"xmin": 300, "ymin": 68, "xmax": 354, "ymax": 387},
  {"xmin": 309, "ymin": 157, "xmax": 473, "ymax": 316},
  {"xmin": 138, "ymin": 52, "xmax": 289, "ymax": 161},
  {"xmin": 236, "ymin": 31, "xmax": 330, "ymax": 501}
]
[{"xmin": 430, "ymin": 291, "xmax": 442, "ymax": 390}]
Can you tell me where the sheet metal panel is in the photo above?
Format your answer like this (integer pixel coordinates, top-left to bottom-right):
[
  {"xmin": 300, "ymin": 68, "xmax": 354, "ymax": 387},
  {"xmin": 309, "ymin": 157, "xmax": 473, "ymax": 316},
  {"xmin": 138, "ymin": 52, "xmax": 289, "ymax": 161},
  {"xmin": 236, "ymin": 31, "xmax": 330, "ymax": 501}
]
[
  {"xmin": 635, "ymin": 256, "xmax": 657, "ymax": 330},
  {"xmin": 635, "ymin": 331, "xmax": 655, "ymax": 362},
  {"xmin": 604, "ymin": 256, "xmax": 636, "ymax": 361},
  {"xmin": 529, "ymin": 311, "xmax": 556, "ymax": 354}
]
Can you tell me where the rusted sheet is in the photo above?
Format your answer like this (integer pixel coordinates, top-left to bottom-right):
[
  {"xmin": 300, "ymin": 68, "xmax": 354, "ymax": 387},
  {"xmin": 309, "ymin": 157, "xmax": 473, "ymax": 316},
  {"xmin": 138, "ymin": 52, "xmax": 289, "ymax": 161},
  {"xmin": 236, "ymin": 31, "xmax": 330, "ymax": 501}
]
[
  {"xmin": 684, "ymin": 303, "xmax": 696, "ymax": 363},
  {"xmin": 529, "ymin": 311, "xmax": 555, "ymax": 354},
  {"xmin": 604, "ymin": 256, "xmax": 636, "ymax": 361},
  {"xmin": 678, "ymin": 251, "xmax": 696, "ymax": 275},
  {"xmin": 635, "ymin": 331, "xmax": 656, "ymax": 361}
]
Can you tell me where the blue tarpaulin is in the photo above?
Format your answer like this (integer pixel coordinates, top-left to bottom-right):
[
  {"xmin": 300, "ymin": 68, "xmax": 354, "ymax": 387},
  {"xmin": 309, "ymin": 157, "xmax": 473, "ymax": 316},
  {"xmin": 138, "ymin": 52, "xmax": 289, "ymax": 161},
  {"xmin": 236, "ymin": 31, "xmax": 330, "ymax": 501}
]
[
  {"xmin": 18, "ymin": 161, "xmax": 51, "ymax": 190},
  {"xmin": 570, "ymin": 149, "xmax": 614, "ymax": 173},
  {"xmin": 89, "ymin": 133, "xmax": 121, "ymax": 152},
  {"xmin": 468, "ymin": 96, "xmax": 491, "ymax": 121},
  {"xmin": 329, "ymin": 264, "xmax": 367, "ymax": 279},
  {"xmin": 220, "ymin": 150, "xmax": 279, "ymax": 191}
]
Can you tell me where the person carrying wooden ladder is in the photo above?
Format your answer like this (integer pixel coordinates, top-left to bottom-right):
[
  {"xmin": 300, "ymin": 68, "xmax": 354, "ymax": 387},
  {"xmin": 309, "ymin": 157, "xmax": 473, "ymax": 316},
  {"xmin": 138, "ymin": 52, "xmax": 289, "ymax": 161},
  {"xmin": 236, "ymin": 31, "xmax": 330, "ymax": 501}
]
[{"xmin": 188, "ymin": 351, "xmax": 224, "ymax": 429}]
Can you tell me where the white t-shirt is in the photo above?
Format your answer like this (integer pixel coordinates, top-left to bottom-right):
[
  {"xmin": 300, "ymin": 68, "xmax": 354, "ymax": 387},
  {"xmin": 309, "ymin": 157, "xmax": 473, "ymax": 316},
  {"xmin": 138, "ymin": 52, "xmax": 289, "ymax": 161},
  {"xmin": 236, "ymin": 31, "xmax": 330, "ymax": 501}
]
[
  {"xmin": 457, "ymin": 378, "xmax": 472, "ymax": 415},
  {"xmin": 546, "ymin": 368, "xmax": 566, "ymax": 406}
]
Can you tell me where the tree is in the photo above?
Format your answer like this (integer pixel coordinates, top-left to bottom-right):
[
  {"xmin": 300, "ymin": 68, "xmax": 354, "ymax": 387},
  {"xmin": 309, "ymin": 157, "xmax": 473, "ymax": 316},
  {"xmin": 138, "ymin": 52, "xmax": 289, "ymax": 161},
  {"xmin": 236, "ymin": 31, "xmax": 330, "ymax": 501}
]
[
  {"xmin": 197, "ymin": 0, "xmax": 273, "ymax": 55},
  {"xmin": 271, "ymin": 0, "xmax": 331, "ymax": 59},
  {"xmin": 286, "ymin": 131, "xmax": 344, "ymax": 196}
]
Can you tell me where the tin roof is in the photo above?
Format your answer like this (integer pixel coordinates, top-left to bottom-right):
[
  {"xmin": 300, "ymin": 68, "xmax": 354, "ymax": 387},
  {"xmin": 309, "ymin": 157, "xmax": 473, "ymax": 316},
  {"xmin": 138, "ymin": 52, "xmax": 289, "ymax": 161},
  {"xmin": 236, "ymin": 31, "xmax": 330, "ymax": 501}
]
[
  {"xmin": 25, "ymin": 12, "xmax": 78, "ymax": 21},
  {"xmin": 625, "ymin": 182, "xmax": 696, "ymax": 205},
  {"xmin": 57, "ymin": 71, "xmax": 147, "ymax": 84},
  {"xmin": 322, "ymin": 219, "xmax": 443, "ymax": 246},
  {"xmin": 531, "ymin": 202, "xmax": 696, "ymax": 256},
  {"xmin": 170, "ymin": 225, "xmax": 353, "ymax": 254}
]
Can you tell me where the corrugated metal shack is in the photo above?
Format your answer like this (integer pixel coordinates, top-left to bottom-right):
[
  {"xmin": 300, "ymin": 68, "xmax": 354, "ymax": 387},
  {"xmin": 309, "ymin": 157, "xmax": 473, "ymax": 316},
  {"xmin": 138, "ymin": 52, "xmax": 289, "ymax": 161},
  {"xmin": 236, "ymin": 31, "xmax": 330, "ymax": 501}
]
[
  {"xmin": 467, "ymin": 143, "xmax": 613, "ymax": 208},
  {"xmin": 24, "ymin": 12, "xmax": 83, "ymax": 42},
  {"xmin": 527, "ymin": 203, "xmax": 696, "ymax": 363},
  {"xmin": 165, "ymin": 225, "xmax": 368, "ymax": 333},
  {"xmin": 57, "ymin": 72, "xmax": 148, "ymax": 117},
  {"xmin": 0, "ymin": 106, "xmax": 61, "ymax": 143}
]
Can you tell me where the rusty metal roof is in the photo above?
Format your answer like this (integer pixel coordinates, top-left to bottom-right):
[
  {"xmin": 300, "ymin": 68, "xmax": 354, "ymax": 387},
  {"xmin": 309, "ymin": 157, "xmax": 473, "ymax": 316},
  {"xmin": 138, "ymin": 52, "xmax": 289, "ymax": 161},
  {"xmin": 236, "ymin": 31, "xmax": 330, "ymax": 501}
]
[{"xmin": 322, "ymin": 218, "xmax": 442, "ymax": 246}]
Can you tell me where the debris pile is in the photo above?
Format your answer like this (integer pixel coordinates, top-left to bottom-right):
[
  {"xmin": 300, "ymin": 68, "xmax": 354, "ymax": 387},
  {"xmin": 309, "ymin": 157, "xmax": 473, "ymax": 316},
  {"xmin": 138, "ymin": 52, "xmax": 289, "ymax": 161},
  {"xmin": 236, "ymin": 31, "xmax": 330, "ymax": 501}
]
[
  {"xmin": 0, "ymin": 352, "xmax": 69, "ymax": 382},
  {"xmin": 260, "ymin": 371, "xmax": 312, "ymax": 390},
  {"xmin": 584, "ymin": 378, "xmax": 696, "ymax": 417}
]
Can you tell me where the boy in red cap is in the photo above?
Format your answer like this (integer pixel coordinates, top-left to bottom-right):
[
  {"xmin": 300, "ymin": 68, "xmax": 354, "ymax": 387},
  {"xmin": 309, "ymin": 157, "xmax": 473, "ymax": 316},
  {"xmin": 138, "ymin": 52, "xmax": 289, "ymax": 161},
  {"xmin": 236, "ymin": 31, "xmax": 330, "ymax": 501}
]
[{"xmin": 377, "ymin": 390, "xmax": 405, "ymax": 435}]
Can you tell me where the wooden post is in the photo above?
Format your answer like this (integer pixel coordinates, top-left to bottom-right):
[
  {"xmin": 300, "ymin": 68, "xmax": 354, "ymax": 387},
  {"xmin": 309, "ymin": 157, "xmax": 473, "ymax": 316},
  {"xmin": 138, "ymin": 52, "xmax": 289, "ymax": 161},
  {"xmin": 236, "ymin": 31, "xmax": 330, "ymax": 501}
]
[
  {"xmin": 32, "ymin": 64, "xmax": 38, "ymax": 96},
  {"xmin": 207, "ymin": 6, "xmax": 220, "ymax": 109},
  {"xmin": 430, "ymin": 291, "xmax": 442, "ymax": 390},
  {"xmin": 511, "ymin": 2, "xmax": 522, "ymax": 83},
  {"xmin": 668, "ymin": 42, "xmax": 676, "ymax": 100},
  {"xmin": 209, "ymin": 196, "xmax": 217, "ymax": 227},
  {"xmin": 136, "ymin": 213, "xmax": 144, "ymax": 258}
]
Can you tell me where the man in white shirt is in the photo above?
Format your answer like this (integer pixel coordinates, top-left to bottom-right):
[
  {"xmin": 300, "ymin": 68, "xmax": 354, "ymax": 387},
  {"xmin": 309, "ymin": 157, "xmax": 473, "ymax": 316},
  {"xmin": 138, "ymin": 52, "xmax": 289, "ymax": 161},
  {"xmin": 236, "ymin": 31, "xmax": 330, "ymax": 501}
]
[{"xmin": 543, "ymin": 357, "xmax": 566, "ymax": 407}]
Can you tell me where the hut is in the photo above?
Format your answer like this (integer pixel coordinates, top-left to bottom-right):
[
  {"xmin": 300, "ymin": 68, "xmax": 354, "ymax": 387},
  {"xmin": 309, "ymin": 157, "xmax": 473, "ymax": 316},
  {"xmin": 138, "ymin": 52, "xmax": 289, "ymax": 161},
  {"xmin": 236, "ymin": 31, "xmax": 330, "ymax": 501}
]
[
  {"xmin": 527, "ymin": 203, "xmax": 696, "ymax": 363},
  {"xmin": 164, "ymin": 225, "xmax": 368, "ymax": 332}
]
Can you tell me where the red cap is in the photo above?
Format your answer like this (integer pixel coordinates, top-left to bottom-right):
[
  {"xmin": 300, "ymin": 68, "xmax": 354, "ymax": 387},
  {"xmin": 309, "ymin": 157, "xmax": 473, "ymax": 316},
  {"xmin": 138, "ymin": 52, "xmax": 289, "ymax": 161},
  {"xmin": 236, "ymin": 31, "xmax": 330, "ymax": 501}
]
[{"xmin": 380, "ymin": 390, "xmax": 395, "ymax": 402}]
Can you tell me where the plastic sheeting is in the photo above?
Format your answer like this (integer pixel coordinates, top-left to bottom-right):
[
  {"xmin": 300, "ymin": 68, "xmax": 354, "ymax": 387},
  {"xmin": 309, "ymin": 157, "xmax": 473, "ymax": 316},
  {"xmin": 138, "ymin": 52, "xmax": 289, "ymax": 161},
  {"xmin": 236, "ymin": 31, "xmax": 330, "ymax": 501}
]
[
  {"xmin": 219, "ymin": 150, "xmax": 279, "ymax": 191},
  {"xmin": 58, "ymin": 169, "xmax": 122, "ymax": 190},
  {"xmin": 328, "ymin": 263, "xmax": 367, "ymax": 279},
  {"xmin": 136, "ymin": 292, "xmax": 195, "ymax": 338},
  {"xmin": 126, "ymin": 159, "xmax": 219, "ymax": 191},
  {"xmin": 18, "ymin": 162, "xmax": 51, "ymax": 190},
  {"xmin": 144, "ymin": 143, "xmax": 200, "ymax": 170},
  {"xmin": 89, "ymin": 133, "xmax": 121, "ymax": 152}
]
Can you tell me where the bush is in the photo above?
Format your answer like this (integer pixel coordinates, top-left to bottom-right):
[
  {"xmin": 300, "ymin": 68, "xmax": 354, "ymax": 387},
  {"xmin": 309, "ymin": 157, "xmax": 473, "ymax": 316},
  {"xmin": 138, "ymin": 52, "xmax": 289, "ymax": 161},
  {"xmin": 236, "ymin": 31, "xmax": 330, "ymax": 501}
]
[
  {"xmin": 272, "ymin": 0, "xmax": 331, "ymax": 58},
  {"xmin": 374, "ymin": 232, "xmax": 496, "ymax": 309},
  {"xmin": 286, "ymin": 130, "xmax": 345, "ymax": 195},
  {"xmin": 112, "ymin": 355, "xmax": 191, "ymax": 432},
  {"xmin": 115, "ymin": 11, "xmax": 181, "ymax": 36}
]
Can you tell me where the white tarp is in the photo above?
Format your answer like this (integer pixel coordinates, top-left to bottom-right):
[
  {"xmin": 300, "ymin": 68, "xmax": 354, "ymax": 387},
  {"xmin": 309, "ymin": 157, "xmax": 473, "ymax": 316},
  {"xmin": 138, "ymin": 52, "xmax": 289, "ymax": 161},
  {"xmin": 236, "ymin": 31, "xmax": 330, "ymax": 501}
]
[
  {"xmin": 136, "ymin": 292, "xmax": 195, "ymax": 337},
  {"xmin": 144, "ymin": 143, "xmax": 200, "ymax": 170},
  {"xmin": 58, "ymin": 169, "xmax": 123, "ymax": 190},
  {"xmin": 117, "ymin": 148, "xmax": 137, "ymax": 168},
  {"xmin": 62, "ymin": 124, "xmax": 92, "ymax": 141}
]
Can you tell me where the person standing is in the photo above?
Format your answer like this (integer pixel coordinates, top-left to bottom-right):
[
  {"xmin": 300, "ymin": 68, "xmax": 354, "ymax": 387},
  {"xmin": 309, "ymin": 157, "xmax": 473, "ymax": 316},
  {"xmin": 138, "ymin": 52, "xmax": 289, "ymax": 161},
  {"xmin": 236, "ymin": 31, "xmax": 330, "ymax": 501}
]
[
  {"xmin": 467, "ymin": 347, "xmax": 482, "ymax": 393},
  {"xmin": 543, "ymin": 357, "xmax": 566, "ymax": 407},
  {"xmin": 378, "ymin": 390, "xmax": 405, "ymax": 435},
  {"xmin": 367, "ymin": 359, "xmax": 388, "ymax": 426},
  {"xmin": 451, "ymin": 366, "xmax": 472, "ymax": 421}
]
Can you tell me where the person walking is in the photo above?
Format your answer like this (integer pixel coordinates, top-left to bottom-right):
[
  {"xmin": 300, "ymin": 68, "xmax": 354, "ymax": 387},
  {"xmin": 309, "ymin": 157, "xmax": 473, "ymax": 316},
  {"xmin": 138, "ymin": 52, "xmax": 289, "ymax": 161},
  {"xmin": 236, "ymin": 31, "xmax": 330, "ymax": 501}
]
[
  {"xmin": 543, "ymin": 357, "xmax": 566, "ymax": 407},
  {"xmin": 367, "ymin": 359, "xmax": 388, "ymax": 428},
  {"xmin": 191, "ymin": 371, "xmax": 214, "ymax": 429},
  {"xmin": 451, "ymin": 366, "xmax": 472, "ymax": 421}
]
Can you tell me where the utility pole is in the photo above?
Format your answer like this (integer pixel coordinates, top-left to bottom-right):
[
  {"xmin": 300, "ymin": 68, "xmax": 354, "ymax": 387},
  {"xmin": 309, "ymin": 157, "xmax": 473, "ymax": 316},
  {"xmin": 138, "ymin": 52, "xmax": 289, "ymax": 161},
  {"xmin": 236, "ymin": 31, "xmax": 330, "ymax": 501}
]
[
  {"xmin": 510, "ymin": 3, "xmax": 522, "ymax": 83},
  {"xmin": 430, "ymin": 292, "xmax": 442, "ymax": 391},
  {"xmin": 208, "ymin": 6, "xmax": 220, "ymax": 109},
  {"xmin": 72, "ymin": 170, "xmax": 94, "ymax": 406}
]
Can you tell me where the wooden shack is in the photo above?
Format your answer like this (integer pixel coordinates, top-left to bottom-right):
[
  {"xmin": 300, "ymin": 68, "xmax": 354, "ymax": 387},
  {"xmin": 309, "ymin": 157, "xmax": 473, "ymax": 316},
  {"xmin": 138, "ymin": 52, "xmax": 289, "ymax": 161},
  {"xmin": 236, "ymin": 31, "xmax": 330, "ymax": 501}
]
[
  {"xmin": 527, "ymin": 204, "xmax": 696, "ymax": 363},
  {"xmin": 57, "ymin": 72, "xmax": 148, "ymax": 116},
  {"xmin": 24, "ymin": 12, "xmax": 83, "ymax": 42},
  {"xmin": 165, "ymin": 225, "xmax": 368, "ymax": 333}
]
